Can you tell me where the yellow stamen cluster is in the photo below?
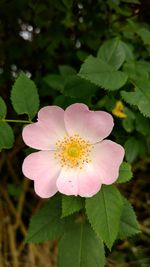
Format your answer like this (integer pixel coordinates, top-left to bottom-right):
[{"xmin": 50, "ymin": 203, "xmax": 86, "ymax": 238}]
[{"xmin": 54, "ymin": 134, "xmax": 92, "ymax": 169}]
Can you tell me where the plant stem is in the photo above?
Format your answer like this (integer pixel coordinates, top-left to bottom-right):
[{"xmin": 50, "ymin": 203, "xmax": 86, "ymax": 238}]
[{"xmin": 1, "ymin": 119, "xmax": 32, "ymax": 124}]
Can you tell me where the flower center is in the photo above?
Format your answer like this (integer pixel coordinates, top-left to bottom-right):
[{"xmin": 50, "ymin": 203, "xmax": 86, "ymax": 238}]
[
  {"xmin": 67, "ymin": 144, "xmax": 80, "ymax": 158},
  {"xmin": 55, "ymin": 134, "xmax": 92, "ymax": 169}
]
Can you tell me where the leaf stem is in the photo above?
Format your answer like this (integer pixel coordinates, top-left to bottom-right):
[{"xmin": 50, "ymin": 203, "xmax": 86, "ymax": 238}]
[{"xmin": 1, "ymin": 119, "xmax": 32, "ymax": 124}]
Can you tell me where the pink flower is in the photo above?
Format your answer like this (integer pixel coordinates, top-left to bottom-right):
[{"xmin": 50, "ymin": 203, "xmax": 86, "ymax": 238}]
[{"xmin": 22, "ymin": 103, "xmax": 124, "ymax": 198}]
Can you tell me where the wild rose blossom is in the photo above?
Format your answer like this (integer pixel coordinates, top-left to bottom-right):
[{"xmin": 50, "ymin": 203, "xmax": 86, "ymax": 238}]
[{"xmin": 22, "ymin": 103, "xmax": 124, "ymax": 198}]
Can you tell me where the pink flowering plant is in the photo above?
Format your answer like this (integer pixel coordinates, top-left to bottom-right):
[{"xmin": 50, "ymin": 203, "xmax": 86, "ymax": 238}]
[
  {"xmin": 1, "ymin": 37, "xmax": 144, "ymax": 265},
  {"xmin": 22, "ymin": 103, "xmax": 124, "ymax": 198}
]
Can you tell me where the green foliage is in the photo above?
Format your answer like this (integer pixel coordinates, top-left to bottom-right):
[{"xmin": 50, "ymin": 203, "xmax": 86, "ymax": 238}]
[
  {"xmin": 79, "ymin": 55, "xmax": 128, "ymax": 90},
  {"xmin": 44, "ymin": 74, "xmax": 65, "ymax": 93},
  {"xmin": 122, "ymin": 117, "xmax": 134, "ymax": 133},
  {"xmin": 117, "ymin": 162, "xmax": 133, "ymax": 183},
  {"xmin": 64, "ymin": 76, "xmax": 98, "ymax": 98},
  {"xmin": 118, "ymin": 198, "xmax": 140, "ymax": 239},
  {"xmin": 137, "ymin": 137, "xmax": 147, "ymax": 157},
  {"xmin": 62, "ymin": 196, "xmax": 84, "ymax": 218},
  {"xmin": 11, "ymin": 72, "xmax": 39, "ymax": 120},
  {"xmin": 0, "ymin": 122, "xmax": 14, "ymax": 151},
  {"xmin": 123, "ymin": 61, "xmax": 149, "ymax": 80},
  {"xmin": 121, "ymin": 90, "xmax": 141, "ymax": 107},
  {"xmin": 0, "ymin": 97, "xmax": 7, "ymax": 119},
  {"xmin": 53, "ymin": 95, "xmax": 75, "ymax": 108},
  {"xmin": 59, "ymin": 65, "xmax": 76, "ymax": 76},
  {"xmin": 136, "ymin": 28, "xmax": 150, "ymax": 45},
  {"xmin": 86, "ymin": 185, "xmax": 123, "ymax": 249},
  {"xmin": 134, "ymin": 79, "xmax": 150, "ymax": 117},
  {"xmin": 124, "ymin": 137, "xmax": 140, "ymax": 163},
  {"xmin": 44, "ymin": 68, "xmax": 98, "ymax": 98},
  {"xmin": 121, "ymin": 79, "xmax": 150, "ymax": 118},
  {"xmin": 26, "ymin": 195, "xmax": 65, "ymax": 243},
  {"xmin": 97, "ymin": 38, "xmax": 125, "ymax": 70},
  {"xmin": 120, "ymin": 41, "xmax": 134, "ymax": 60},
  {"xmin": 44, "ymin": 65, "xmax": 77, "ymax": 94},
  {"xmin": 58, "ymin": 223, "xmax": 105, "ymax": 267},
  {"xmin": 122, "ymin": 108, "xmax": 135, "ymax": 133},
  {"xmin": 135, "ymin": 113, "xmax": 150, "ymax": 136},
  {"xmin": 137, "ymin": 60, "xmax": 150, "ymax": 73}
]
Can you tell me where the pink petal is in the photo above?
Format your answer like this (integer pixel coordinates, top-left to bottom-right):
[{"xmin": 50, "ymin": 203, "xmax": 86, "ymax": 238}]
[
  {"xmin": 77, "ymin": 164, "xmax": 102, "ymax": 197},
  {"xmin": 23, "ymin": 123, "xmax": 54, "ymax": 150},
  {"xmin": 22, "ymin": 151, "xmax": 60, "ymax": 198},
  {"xmin": 56, "ymin": 164, "xmax": 102, "ymax": 197},
  {"xmin": 56, "ymin": 168, "xmax": 78, "ymax": 196},
  {"xmin": 38, "ymin": 106, "xmax": 65, "ymax": 133},
  {"xmin": 34, "ymin": 176, "xmax": 58, "ymax": 198},
  {"xmin": 64, "ymin": 103, "xmax": 114, "ymax": 143},
  {"xmin": 22, "ymin": 106, "xmax": 67, "ymax": 150},
  {"xmin": 92, "ymin": 140, "xmax": 124, "ymax": 185}
]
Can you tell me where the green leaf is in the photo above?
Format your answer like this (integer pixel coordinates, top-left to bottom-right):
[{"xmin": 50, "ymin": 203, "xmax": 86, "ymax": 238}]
[
  {"xmin": 117, "ymin": 162, "xmax": 133, "ymax": 183},
  {"xmin": 134, "ymin": 79, "xmax": 150, "ymax": 117},
  {"xmin": 64, "ymin": 75, "xmax": 98, "ymax": 98},
  {"xmin": 53, "ymin": 95, "xmax": 76, "ymax": 109},
  {"xmin": 59, "ymin": 65, "xmax": 76, "ymax": 76},
  {"xmin": 77, "ymin": 50, "xmax": 89, "ymax": 62},
  {"xmin": 62, "ymin": 196, "xmax": 84, "ymax": 218},
  {"xmin": 97, "ymin": 95, "xmax": 116, "ymax": 110},
  {"xmin": 58, "ymin": 223, "xmax": 105, "ymax": 267},
  {"xmin": 26, "ymin": 195, "xmax": 65, "ymax": 243},
  {"xmin": 124, "ymin": 137, "xmax": 139, "ymax": 163},
  {"xmin": 44, "ymin": 74, "xmax": 65, "ymax": 92},
  {"xmin": 122, "ymin": 117, "xmax": 134, "ymax": 133},
  {"xmin": 86, "ymin": 185, "xmax": 123, "ymax": 249},
  {"xmin": 138, "ymin": 60, "xmax": 150, "ymax": 73},
  {"xmin": 121, "ymin": 90, "xmax": 141, "ymax": 107},
  {"xmin": 0, "ymin": 97, "xmax": 7, "ymax": 119},
  {"xmin": 122, "ymin": 107, "xmax": 135, "ymax": 133},
  {"xmin": 121, "ymin": 79, "xmax": 150, "ymax": 117},
  {"xmin": 123, "ymin": 61, "xmax": 149, "ymax": 80},
  {"xmin": 125, "ymin": 19, "xmax": 139, "ymax": 33},
  {"xmin": 97, "ymin": 38, "xmax": 125, "ymax": 70},
  {"xmin": 135, "ymin": 113, "xmax": 150, "ymax": 136},
  {"xmin": 0, "ymin": 122, "xmax": 14, "ymax": 151},
  {"xmin": 79, "ymin": 55, "xmax": 128, "ymax": 90},
  {"xmin": 138, "ymin": 137, "xmax": 147, "ymax": 157},
  {"xmin": 120, "ymin": 41, "xmax": 134, "ymax": 60},
  {"xmin": 118, "ymin": 198, "xmax": 140, "ymax": 239},
  {"xmin": 136, "ymin": 28, "xmax": 150, "ymax": 45},
  {"xmin": 11, "ymin": 72, "xmax": 39, "ymax": 120}
]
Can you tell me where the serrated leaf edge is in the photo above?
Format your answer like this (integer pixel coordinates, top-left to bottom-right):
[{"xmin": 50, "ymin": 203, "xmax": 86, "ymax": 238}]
[
  {"xmin": 85, "ymin": 188, "xmax": 123, "ymax": 250},
  {"xmin": 116, "ymin": 162, "xmax": 133, "ymax": 184},
  {"xmin": 61, "ymin": 197, "xmax": 84, "ymax": 218},
  {"xmin": 118, "ymin": 197, "xmax": 140, "ymax": 240}
]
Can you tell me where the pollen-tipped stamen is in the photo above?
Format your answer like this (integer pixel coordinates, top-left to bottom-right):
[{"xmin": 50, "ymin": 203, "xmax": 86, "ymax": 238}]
[{"xmin": 54, "ymin": 134, "xmax": 93, "ymax": 169}]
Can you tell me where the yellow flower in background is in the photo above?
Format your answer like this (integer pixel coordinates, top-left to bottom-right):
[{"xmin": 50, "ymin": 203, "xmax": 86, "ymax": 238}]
[{"xmin": 112, "ymin": 101, "xmax": 127, "ymax": 119}]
